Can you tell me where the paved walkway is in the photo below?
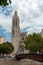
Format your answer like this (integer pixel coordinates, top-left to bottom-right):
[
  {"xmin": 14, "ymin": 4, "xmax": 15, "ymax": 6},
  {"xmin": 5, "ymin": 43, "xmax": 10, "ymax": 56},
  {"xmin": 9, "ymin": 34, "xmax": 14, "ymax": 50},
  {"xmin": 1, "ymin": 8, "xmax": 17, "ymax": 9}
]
[
  {"xmin": 19, "ymin": 59, "xmax": 43, "ymax": 65},
  {"xmin": 0, "ymin": 58, "xmax": 43, "ymax": 65},
  {"xmin": 10, "ymin": 58, "xmax": 43, "ymax": 65}
]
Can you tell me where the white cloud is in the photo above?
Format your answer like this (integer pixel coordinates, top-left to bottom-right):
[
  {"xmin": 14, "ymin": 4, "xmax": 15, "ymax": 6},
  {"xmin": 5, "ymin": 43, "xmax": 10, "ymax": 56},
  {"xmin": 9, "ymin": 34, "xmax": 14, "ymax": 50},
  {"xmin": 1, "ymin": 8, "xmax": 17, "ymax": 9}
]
[
  {"xmin": 0, "ymin": 12, "xmax": 12, "ymax": 32},
  {"xmin": 0, "ymin": 0, "xmax": 43, "ymax": 34}
]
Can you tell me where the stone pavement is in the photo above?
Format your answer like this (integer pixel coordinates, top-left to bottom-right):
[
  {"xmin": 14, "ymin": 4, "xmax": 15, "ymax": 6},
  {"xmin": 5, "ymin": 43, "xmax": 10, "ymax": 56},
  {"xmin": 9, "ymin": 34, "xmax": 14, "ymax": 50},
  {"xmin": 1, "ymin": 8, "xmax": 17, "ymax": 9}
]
[
  {"xmin": 19, "ymin": 59, "xmax": 43, "ymax": 65},
  {"xmin": 0, "ymin": 58, "xmax": 43, "ymax": 65}
]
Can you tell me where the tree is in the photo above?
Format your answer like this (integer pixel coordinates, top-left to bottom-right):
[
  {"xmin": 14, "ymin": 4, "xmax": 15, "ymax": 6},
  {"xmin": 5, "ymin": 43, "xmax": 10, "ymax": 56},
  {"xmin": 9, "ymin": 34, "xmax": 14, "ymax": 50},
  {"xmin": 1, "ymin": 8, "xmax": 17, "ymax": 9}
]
[
  {"xmin": 0, "ymin": 43, "xmax": 11, "ymax": 55},
  {"xmin": 0, "ymin": 0, "xmax": 11, "ymax": 6},
  {"xmin": 6, "ymin": 42, "xmax": 14, "ymax": 53},
  {"xmin": 24, "ymin": 33, "xmax": 43, "ymax": 53},
  {"xmin": 0, "ymin": 42, "xmax": 14, "ymax": 56}
]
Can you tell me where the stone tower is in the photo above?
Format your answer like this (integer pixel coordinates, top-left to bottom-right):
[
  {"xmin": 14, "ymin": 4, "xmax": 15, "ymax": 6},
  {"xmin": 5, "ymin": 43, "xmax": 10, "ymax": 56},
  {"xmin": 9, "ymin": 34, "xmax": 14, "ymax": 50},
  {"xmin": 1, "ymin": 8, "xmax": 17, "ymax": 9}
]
[{"xmin": 12, "ymin": 11, "xmax": 20, "ymax": 54}]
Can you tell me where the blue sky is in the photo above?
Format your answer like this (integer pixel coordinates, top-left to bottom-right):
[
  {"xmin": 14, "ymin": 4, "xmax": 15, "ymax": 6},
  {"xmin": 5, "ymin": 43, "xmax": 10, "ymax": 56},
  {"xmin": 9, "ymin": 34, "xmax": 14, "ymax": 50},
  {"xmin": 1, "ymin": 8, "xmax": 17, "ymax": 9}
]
[{"xmin": 0, "ymin": 0, "xmax": 43, "ymax": 42}]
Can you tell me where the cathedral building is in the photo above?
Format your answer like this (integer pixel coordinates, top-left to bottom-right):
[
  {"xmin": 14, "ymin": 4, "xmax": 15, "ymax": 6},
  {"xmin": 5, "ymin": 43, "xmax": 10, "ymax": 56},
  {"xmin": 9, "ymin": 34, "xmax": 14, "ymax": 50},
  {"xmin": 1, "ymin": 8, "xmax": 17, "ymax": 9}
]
[{"xmin": 12, "ymin": 11, "xmax": 27, "ymax": 54}]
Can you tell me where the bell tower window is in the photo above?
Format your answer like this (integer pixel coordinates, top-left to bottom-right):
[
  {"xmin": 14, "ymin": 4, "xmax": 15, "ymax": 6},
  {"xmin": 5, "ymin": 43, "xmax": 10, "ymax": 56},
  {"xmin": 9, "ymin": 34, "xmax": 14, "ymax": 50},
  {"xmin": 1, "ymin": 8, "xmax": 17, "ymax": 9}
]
[
  {"xmin": 12, "ymin": 30, "xmax": 14, "ymax": 35},
  {"xmin": 16, "ymin": 19, "xmax": 17, "ymax": 26}
]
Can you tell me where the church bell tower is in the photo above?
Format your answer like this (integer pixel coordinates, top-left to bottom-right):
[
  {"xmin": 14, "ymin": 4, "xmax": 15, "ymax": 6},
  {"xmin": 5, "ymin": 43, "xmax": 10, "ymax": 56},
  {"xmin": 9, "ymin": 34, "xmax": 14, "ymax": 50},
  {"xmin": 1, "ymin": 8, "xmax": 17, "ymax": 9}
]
[{"xmin": 12, "ymin": 11, "xmax": 20, "ymax": 54}]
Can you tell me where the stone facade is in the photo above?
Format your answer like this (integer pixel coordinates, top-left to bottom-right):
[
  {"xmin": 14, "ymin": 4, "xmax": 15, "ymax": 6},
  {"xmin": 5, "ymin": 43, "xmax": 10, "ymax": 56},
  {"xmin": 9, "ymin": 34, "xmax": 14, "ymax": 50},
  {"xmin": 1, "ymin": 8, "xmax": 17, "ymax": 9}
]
[
  {"xmin": 12, "ymin": 11, "xmax": 27, "ymax": 55},
  {"xmin": 20, "ymin": 32, "xmax": 27, "ymax": 43},
  {"xmin": 12, "ymin": 11, "xmax": 20, "ymax": 54}
]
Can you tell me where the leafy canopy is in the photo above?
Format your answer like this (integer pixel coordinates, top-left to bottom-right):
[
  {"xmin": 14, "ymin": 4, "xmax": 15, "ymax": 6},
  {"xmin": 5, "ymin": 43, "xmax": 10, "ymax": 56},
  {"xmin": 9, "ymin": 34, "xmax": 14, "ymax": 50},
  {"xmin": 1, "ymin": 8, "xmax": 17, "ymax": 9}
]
[
  {"xmin": 24, "ymin": 33, "xmax": 43, "ymax": 53},
  {"xmin": 0, "ymin": 0, "xmax": 11, "ymax": 6},
  {"xmin": 0, "ymin": 42, "xmax": 14, "ymax": 55}
]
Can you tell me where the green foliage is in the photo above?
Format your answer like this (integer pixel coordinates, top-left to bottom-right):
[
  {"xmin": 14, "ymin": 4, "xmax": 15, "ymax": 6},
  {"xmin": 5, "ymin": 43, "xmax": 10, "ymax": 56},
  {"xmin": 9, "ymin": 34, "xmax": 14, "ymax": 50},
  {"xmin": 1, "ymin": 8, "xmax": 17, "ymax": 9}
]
[
  {"xmin": 0, "ymin": 0, "xmax": 11, "ymax": 6},
  {"xmin": 0, "ymin": 42, "xmax": 14, "ymax": 56},
  {"xmin": 24, "ymin": 33, "xmax": 43, "ymax": 53},
  {"xmin": 6, "ymin": 42, "xmax": 14, "ymax": 53}
]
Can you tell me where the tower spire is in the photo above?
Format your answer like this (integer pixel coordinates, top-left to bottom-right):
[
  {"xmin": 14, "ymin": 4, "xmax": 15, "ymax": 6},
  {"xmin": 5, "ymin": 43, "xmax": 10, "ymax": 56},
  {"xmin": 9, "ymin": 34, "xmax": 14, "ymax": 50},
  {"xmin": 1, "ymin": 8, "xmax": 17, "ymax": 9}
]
[
  {"xmin": 12, "ymin": 10, "xmax": 20, "ymax": 54},
  {"xmin": 14, "ymin": 11, "xmax": 18, "ymax": 17},
  {"xmin": 13, "ymin": 10, "xmax": 19, "ymax": 20},
  {"xmin": 12, "ymin": 10, "xmax": 19, "ymax": 27}
]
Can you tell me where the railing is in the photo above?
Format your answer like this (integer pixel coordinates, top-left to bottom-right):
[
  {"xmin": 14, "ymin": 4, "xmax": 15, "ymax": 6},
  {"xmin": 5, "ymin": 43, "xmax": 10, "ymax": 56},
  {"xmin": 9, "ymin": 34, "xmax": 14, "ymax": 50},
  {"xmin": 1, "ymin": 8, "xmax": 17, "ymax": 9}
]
[{"xmin": 15, "ymin": 53, "xmax": 43, "ymax": 62}]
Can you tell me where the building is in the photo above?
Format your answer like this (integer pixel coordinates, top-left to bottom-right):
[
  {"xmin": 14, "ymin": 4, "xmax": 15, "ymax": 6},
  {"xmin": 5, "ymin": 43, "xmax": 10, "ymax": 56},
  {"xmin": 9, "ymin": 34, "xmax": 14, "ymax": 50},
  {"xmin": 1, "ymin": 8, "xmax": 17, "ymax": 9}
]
[
  {"xmin": 19, "ymin": 32, "xmax": 27, "ymax": 54},
  {"xmin": 20, "ymin": 32, "xmax": 27, "ymax": 43},
  {"xmin": 0, "ymin": 36, "xmax": 6, "ymax": 44},
  {"xmin": 12, "ymin": 11, "xmax": 27, "ymax": 54},
  {"xmin": 12, "ymin": 11, "xmax": 20, "ymax": 54},
  {"xmin": 40, "ymin": 29, "xmax": 43, "ymax": 37}
]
